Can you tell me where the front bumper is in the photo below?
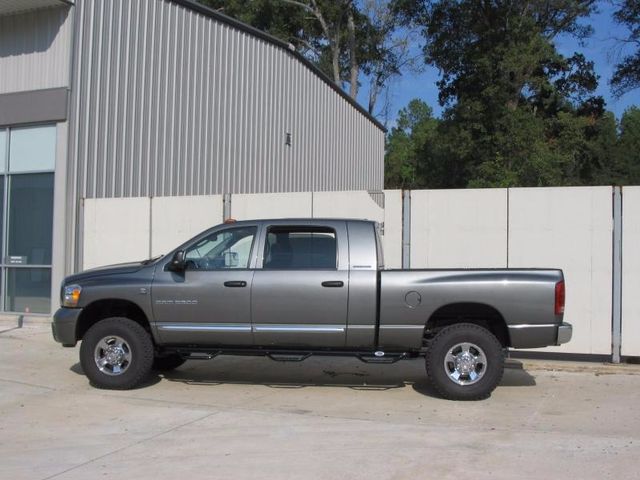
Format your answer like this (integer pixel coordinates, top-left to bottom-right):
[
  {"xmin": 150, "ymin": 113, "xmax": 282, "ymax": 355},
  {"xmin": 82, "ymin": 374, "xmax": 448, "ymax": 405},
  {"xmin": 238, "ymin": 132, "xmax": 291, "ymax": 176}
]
[
  {"xmin": 52, "ymin": 307, "xmax": 82, "ymax": 347},
  {"xmin": 556, "ymin": 322, "xmax": 573, "ymax": 345}
]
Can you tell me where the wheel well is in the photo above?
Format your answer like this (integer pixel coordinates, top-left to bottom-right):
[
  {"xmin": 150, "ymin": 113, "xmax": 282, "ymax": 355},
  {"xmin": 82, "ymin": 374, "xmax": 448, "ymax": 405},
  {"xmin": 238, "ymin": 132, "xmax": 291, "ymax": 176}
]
[
  {"xmin": 76, "ymin": 299, "xmax": 151, "ymax": 341},
  {"xmin": 424, "ymin": 302, "xmax": 510, "ymax": 347}
]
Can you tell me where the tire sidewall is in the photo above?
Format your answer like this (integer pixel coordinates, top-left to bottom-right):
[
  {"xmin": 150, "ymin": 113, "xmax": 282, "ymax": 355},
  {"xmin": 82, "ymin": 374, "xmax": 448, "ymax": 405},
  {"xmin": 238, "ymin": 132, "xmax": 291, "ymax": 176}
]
[
  {"xmin": 426, "ymin": 323, "xmax": 504, "ymax": 400},
  {"xmin": 80, "ymin": 317, "xmax": 154, "ymax": 389}
]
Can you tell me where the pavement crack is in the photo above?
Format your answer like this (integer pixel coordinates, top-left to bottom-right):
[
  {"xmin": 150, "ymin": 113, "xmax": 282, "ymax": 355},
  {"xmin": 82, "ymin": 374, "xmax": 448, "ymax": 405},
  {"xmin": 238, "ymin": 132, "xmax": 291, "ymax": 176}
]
[
  {"xmin": 39, "ymin": 410, "xmax": 219, "ymax": 480},
  {"xmin": 0, "ymin": 377, "xmax": 57, "ymax": 391}
]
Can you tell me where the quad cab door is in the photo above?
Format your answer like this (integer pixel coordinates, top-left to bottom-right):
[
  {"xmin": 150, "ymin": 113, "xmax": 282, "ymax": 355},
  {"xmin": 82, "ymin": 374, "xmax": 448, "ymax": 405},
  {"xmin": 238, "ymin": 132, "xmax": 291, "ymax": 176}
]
[
  {"xmin": 251, "ymin": 221, "xmax": 349, "ymax": 348},
  {"xmin": 151, "ymin": 224, "xmax": 258, "ymax": 345}
]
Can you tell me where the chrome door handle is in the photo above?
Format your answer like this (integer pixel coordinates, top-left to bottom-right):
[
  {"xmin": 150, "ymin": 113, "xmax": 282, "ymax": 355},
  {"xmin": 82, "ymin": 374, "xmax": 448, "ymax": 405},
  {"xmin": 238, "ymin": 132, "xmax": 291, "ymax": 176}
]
[
  {"xmin": 224, "ymin": 281, "xmax": 247, "ymax": 287},
  {"xmin": 321, "ymin": 281, "xmax": 344, "ymax": 288}
]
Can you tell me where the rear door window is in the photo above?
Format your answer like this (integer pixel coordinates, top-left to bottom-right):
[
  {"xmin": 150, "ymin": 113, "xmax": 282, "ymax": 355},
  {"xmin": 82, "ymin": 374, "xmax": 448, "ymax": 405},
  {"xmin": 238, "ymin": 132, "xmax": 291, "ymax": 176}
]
[{"xmin": 263, "ymin": 226, "xmax": 337, "ymax": 270}]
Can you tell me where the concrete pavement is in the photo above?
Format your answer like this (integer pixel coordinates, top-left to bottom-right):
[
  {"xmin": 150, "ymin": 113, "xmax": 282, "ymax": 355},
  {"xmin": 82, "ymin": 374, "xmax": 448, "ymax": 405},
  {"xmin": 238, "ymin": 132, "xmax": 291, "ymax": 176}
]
[{"xmin": 1, "ymin": 323, "xmax": 638, "ymax": 480}]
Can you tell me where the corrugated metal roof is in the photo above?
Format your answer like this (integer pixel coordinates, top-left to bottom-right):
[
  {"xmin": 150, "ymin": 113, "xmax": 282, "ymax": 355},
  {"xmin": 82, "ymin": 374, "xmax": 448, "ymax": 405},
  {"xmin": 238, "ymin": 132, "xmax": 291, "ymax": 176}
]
[
  {"xmin": 169, "ymin": 0, "xmax": 386, "ymax": 132},
  {"xmin": 0, "ymin": 0, "xmax": 72, "ymax": 16}
]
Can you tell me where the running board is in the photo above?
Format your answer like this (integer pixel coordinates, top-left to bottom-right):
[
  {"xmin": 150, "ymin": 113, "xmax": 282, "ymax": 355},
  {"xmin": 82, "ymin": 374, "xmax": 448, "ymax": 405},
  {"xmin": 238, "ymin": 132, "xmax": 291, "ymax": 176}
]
[
  {"xmin": 357, "ymin": 352, "xmax": 407, "ymax": 364},
  {"xmin": 164, "ymin": 347, "xmax": 416, "ymax": 363},
  {"xmin": 267, "ymin": 353, "xmax": 312, "ymax": 362},
  {"xmin": 181, "ymin": 351, "xmax": 221, "ymax": 360}
]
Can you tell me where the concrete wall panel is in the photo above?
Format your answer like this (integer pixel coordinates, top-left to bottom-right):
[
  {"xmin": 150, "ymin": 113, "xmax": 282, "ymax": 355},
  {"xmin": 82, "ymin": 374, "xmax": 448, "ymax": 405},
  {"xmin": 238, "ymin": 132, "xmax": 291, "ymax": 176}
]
[
  {"xmin": 83, "ymin": 198, "xmax": 150, "ymax": 270},
  {"xmin": 410, "ymin": 189, "xmax": 508, "ymax": 268},
  {"xmin": 312, "ymin": 191, "xmax": 383, "ymax": 221},
  {"xmin": 509, "ymin": 187, "xmax": 613, "ymax": 354},
  {"xmin": 150, "ymin": 195, "xmax": 223, "ymax": 256},
  {"xmin": 230, "ymin": 192, "xmax": 313, "ymax": 220},
  {"xmin": 622, "ymin": 187, "xmax": 640, "ymax": 356}
]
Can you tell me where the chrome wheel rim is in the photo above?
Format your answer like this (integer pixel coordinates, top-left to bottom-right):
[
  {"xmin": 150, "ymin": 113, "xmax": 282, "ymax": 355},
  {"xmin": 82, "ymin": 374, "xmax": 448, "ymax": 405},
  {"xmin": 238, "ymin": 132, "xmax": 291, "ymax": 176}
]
[
  {"xmin": 443, "ymin": 342, "xmax": 487, "ymax": 386},
  {"xmin": 94, "ymin": 335, "xmax": 132, "ymax": 376}
]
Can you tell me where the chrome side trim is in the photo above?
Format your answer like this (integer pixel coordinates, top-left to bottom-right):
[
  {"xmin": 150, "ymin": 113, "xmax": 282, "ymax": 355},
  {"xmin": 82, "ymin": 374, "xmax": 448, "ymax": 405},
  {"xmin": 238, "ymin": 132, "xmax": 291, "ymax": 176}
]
[
  {"xmin": 347, "ymin": 325, "xmax": 376, "ymax": 329},
  {"xmin": 252, "ymin": 324, "xmax": 345, "ymax": 333},
  {"xmin": 379, "ymin": 325, "xmax": 425, "ymax": 330},
  {"xmin": 508, "ymin": 324, "xmax": 557, "ymax": 329},
  {"xmin": 157, "ymin": 323, "xmax": 252, "ymax": 332}
]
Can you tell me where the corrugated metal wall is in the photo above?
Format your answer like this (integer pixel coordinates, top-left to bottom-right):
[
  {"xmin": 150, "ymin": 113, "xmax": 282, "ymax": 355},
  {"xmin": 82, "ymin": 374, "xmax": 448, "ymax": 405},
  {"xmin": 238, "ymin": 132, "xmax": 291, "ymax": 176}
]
[
  {"xmin": 67, "ymin": 0, "xmax": 384, "ymax": 202},
  {"xmin": 0, "ymin": 6, "xmax": 73, "ymax": 94}
]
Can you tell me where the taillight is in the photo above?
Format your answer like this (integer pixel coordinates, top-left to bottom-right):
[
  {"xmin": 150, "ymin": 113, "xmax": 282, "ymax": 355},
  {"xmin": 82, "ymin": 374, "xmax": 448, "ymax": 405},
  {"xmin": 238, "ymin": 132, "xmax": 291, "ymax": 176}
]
[{"xmin": 555, "ymin": 281, "xmax": 565, "ymax": 315}]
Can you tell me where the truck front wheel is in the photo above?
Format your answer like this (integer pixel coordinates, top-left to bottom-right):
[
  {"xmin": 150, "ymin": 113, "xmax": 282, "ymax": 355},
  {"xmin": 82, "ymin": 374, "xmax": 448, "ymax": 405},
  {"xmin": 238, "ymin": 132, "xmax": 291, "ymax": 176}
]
[
  {"xmin": 425, "ymin": 323, "xmax": 504, "ymax": 400},
  {"xmin": 79, "ymin": 317, "xmax": 154, "ymax": 389}
]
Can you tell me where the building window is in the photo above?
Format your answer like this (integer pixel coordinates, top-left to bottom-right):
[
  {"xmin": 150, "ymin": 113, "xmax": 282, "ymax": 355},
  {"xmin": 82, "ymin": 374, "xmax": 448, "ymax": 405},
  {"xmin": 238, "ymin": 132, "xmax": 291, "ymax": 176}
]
[{"xmin": 0, "ymin": 125, "xmax": 55, "ymax": 314}]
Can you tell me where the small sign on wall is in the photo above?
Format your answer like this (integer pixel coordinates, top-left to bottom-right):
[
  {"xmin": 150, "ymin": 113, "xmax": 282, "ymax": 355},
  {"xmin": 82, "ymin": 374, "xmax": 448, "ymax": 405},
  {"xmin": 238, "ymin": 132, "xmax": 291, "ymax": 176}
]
[{"xmin": 5, "ymin": 256, "xmax": 27, "ymax": 265}]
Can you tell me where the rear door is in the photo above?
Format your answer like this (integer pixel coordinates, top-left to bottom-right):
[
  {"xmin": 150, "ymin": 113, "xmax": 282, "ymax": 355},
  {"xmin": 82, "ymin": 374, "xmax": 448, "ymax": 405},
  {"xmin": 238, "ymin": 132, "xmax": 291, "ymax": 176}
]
[{"xmin": 251, "ymin": 221, "xmax": 349, "ymax": 348}]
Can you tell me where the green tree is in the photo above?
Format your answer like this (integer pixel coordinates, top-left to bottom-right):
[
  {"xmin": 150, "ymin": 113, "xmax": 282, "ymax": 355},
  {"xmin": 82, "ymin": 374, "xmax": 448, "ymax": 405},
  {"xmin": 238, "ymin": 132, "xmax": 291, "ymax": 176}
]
[
  {"xmin": 391, "ymin": 0, "xmax": 615, "ymax": 188},
  {"xmin": 617, "ymin": 107, "xmax": 640, "ymax": 183},
  {"xmin": 385, "ymin": 99, "xmax": 437, "ymax": 188},
  {"xmin": 611, "ymin": 0, "xmax": 640, "ymax": 97}
]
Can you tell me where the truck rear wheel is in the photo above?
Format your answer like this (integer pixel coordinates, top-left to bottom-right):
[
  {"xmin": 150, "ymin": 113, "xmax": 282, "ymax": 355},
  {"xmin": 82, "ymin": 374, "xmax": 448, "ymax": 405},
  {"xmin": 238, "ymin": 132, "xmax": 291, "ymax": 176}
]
[
  {"xmin": 79, "ymin": 317, "xmax": 154, "ymax": 390},
  {"xmin": 425, "ymin": 323, "xmax": 504, "ymax": 400}
]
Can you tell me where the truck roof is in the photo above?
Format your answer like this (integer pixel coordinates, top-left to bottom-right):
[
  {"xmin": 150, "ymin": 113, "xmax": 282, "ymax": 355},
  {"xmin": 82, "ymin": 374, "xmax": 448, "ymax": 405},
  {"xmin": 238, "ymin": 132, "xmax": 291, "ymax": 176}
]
[{"xmin": 224, "ymin": 218, "xmax": 377, "ymax": 225}]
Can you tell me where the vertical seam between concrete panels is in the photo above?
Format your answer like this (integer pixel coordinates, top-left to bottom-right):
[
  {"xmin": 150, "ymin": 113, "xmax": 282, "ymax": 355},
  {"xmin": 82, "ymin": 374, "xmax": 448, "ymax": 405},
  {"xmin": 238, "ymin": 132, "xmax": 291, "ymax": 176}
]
[
  {"xmin": 223, "ymin": 193, "xmax": 232, "ymax": 220},
  {"xmin": 612, "ymin": 186, "xmax": 623, "ymax": 363},
  {"xmin": 402, "ymin": 190, "xmax": 411, "ymax": 269},
  {"xmin": 506, "ymin": 188, "xmax": 510, "ymax": 268}
]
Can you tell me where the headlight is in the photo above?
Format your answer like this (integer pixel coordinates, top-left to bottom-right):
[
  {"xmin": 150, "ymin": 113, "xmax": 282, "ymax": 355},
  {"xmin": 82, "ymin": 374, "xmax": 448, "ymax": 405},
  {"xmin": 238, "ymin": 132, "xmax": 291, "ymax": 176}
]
[{"xmin": 62, "ymin": 284, "xmax": 82, "ymax": 307}]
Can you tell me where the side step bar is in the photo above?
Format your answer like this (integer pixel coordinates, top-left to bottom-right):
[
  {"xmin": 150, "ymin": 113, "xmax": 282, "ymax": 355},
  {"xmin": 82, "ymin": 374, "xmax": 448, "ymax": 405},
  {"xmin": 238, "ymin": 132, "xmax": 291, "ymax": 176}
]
[
  {"xmin": 357, "ymin": 353, "xmax": 407, "ymax": 364},
  {"xmin": 169, "ymin": 348, "xmax": 413, "ymax": 363},
  {"xmin": 181, "ymin": 351, "xmax": 221, "ymax": 360},
  {"xmin": 267, "ymin": 353, "xmax": 312, "ymax": 362}
]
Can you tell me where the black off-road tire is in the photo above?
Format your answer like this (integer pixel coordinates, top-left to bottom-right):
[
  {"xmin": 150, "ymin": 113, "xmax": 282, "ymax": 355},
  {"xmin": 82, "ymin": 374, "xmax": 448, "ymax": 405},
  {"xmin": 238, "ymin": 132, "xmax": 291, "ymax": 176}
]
[
  {"xmin": 79, "ymin": 317, "xmax": 154, "ymax": 390},
  {"xmin": 425, "ymin": 323, "xmax": 504, "ymax": 400},
  {"xmin": 153, "ymin": 354, "xmax": 186, "ymax": 371}
]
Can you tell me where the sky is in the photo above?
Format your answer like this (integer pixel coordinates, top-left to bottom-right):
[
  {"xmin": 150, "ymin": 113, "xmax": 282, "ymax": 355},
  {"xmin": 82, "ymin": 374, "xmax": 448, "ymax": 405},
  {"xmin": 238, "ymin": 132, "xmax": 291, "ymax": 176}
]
[{"xmin": 361, "ymin": 1, "xmax": 640, "ymax": 126}]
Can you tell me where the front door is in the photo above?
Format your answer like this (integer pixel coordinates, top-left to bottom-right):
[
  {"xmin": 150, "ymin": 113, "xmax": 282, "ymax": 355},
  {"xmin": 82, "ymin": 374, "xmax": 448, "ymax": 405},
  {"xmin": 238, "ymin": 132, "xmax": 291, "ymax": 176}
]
[
  {"xmin": 251, "ymin": 222, "xmax": 349, "ymax": 348},
  {"xmin": 152, "ymin": 225, "xmax": 258, "ymax": 346}
]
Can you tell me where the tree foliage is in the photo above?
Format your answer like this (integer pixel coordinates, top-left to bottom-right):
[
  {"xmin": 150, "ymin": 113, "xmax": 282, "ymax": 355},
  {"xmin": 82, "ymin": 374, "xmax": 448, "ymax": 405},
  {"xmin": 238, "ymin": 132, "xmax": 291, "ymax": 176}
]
[
  {"xmin": 383, "ymin": 0, "xmax": 631, "ymax": 189},
  {"xmin": 611, "ymin": 0, "xmax": 640, "ymax": 97},
  {"xmin": 616, "ymin": 107, "xmax": 640, "ymax": 182}
]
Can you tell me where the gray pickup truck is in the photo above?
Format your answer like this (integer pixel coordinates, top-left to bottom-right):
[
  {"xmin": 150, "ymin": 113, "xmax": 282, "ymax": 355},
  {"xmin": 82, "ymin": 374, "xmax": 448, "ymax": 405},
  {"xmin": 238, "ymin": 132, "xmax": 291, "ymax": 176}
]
[{"xmin": 52, "ymin": 218, "xmax": 572, "ymax": 400}]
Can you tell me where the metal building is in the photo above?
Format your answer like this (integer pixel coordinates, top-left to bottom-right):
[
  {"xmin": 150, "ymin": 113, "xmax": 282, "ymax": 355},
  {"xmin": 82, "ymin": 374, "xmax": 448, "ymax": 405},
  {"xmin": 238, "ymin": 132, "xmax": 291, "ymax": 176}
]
[{"xmin": 0, "ymin": 0, "xmax": 385, "ymax": 315}]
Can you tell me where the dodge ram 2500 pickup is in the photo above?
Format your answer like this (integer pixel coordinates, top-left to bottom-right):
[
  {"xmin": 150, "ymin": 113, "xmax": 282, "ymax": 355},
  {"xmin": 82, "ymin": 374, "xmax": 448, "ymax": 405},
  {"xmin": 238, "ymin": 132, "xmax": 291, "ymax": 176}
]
[{"xmin": 52, "ymin": 218, "xmax": 572, "ymax": 400}]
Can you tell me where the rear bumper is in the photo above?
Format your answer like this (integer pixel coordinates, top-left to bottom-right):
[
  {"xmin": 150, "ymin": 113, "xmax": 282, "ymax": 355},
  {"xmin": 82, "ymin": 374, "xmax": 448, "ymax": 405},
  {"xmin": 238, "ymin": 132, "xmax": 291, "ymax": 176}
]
[
  {"xmin": 508, "ymin": 322, "xmax": 573, "ymax": 349},
  {"xmin": 556, "ymin": 322, "xmax": 573, "ymax": 345},
  {"xmin": 52, "ymin": 307, "xmax": 82, "ymax": 347}
]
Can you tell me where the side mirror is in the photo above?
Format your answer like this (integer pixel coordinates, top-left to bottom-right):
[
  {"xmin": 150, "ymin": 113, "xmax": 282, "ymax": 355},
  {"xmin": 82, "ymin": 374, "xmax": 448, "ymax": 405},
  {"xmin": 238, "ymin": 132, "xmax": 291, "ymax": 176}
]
[{"xmin": 168, "ymin": 250, "xmax": 186, "ymax": 272}]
